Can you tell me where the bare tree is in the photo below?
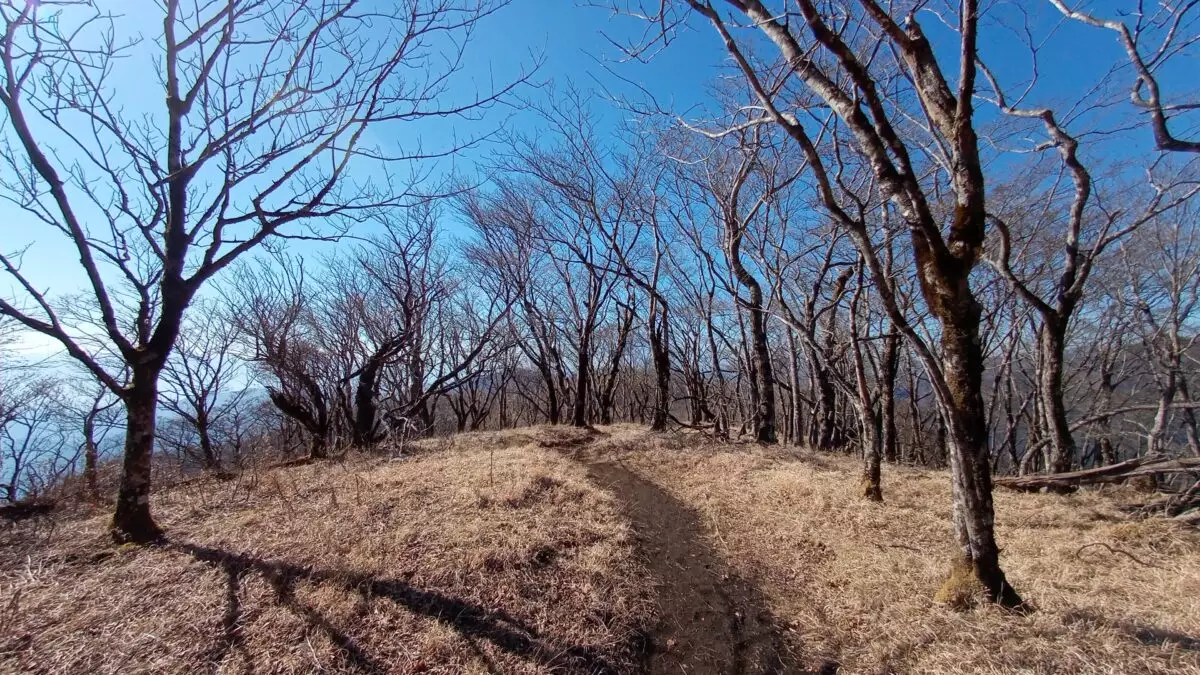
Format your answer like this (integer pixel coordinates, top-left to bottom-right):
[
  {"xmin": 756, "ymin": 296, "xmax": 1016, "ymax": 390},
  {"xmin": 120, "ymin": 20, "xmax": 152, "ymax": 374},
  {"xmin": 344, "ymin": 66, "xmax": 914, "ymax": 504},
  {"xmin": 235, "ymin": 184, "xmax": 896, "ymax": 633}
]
[
  {"xmin": 161, "ymin": 301, "xmax": 245, "ymax": 471},
  {"xmin": 77, "ymin": 383, "xmax": 123, "ymax": 503},
  {"xmin": 230, "ymin": 257, "xmax": 342, "ymax": 460},
  {"xmin": 0, "ymin": 375, "xmax": 74, "ymax": 502},
  {"xmin": 1113, "ymin": 208, "xmax": 1200, "ymax": 457},
  {"xmin": 633, "ymin": 0, "xmax": 1028, "ymax": 607},
  {"xmin": 0, "ymin": 0, "xmax": 521, "ymax": 542}
]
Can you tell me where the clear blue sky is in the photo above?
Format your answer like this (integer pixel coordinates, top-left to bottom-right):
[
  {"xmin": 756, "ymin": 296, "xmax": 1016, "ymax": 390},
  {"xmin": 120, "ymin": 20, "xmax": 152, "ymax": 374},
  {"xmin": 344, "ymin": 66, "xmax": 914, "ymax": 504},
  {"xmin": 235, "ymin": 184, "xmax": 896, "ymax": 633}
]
[
  {"xmin": 3, "ymin": 0, "xmax": 1186, "ymax": 357},
  {"xmin": 3, "ymin": 0, "xmax": 723, "ymax": 308}
]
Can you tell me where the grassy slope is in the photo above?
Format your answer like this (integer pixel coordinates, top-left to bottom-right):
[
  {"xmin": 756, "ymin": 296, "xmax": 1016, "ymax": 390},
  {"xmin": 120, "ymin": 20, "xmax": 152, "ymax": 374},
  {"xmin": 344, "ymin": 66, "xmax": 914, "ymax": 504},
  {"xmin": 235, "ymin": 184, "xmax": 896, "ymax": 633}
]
[
  {"xmin": 0, "ymin": 435, "xmax": 652, "ymax": 674},
  {"xmin": 2, "ymin": 425, "xmax": 1198, "ymax": 674}
]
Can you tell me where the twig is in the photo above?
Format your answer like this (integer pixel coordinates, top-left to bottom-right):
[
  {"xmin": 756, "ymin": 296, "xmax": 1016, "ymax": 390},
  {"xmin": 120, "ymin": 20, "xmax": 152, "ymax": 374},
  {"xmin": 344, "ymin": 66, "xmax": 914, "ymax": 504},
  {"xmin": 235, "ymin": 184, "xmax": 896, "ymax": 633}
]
[
  {"xmin": 872, "ymin": 541, "xmax": 923, "ymax": 553},
  {"xmin": 1075, "ymin": 542, "xmax": 1166, "ymax": 570}
]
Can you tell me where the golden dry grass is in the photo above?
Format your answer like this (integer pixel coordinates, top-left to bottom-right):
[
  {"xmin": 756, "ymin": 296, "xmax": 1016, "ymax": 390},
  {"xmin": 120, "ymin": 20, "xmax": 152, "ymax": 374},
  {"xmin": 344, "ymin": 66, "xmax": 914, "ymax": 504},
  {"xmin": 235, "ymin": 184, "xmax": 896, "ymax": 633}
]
[
  {"xmin": 579, "ymin": 425, "xmax": 1200, "ymax": 674},
  {"xmin": 0, "ymin": 439, "xmax": 653, "ymax": 674},
  {"xmin": 2, "ymin": 424, "xmax": 1198, "ymax": 674}
]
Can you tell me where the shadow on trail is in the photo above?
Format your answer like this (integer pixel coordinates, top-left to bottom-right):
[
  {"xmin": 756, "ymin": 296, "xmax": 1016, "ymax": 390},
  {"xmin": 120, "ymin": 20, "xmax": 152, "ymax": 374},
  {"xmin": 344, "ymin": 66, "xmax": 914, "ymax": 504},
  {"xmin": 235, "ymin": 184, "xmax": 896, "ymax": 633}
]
[{"xmin": 584, "ymin": 459, "xmax": 838, "ymax": 675}]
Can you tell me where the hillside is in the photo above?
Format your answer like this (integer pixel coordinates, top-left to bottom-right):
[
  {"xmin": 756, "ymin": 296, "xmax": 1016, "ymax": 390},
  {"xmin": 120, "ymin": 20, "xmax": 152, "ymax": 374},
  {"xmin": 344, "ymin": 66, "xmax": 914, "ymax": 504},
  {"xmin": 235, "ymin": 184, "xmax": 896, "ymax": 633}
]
[{"xmin": 2, "ymin": 426, "xmax": 1198, "ymax": 674}]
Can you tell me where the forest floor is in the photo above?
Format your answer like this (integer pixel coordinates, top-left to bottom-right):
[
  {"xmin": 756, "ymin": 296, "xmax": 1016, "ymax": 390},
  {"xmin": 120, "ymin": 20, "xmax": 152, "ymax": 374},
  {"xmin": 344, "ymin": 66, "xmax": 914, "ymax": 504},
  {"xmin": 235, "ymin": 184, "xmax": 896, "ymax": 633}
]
[{"xmin": 1, "ymin": 425, "xmax": 1199, "ymax": 674}]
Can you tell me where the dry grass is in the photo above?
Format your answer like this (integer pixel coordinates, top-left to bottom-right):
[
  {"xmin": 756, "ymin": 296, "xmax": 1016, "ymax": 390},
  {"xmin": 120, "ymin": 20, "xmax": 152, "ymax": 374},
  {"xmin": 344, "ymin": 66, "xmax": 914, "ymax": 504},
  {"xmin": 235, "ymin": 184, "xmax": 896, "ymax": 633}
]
[
  {"xmin": 3, "ymin": 424, "xmax": 1198, "ymax": 674},
  {"xmin": 0, "ymin": 436, "xmax": 653, "ymax": 674},
  {"xmin": 579, "ymin": 425, "xmax": 1200, "ymax": 674}
]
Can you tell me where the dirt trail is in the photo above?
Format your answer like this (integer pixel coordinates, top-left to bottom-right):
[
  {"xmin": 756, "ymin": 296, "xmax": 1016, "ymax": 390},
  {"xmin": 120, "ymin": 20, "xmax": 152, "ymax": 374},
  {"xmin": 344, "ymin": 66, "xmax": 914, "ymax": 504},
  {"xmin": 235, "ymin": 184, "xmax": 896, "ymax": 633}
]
[{"xmin": 584, "ymin": 460, "xmax": 829, "ymax": 674}]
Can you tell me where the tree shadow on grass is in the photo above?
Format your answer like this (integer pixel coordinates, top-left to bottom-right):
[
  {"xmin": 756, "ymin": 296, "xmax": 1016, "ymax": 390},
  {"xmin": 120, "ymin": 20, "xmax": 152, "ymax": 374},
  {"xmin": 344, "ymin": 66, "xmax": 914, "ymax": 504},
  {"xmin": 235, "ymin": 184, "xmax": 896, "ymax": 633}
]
[
  {"xmin": 174, "ymin": 542, "xmax": 619, "ymax": 674},
  {"xmin": 200, "ymin": 563, "xmax": 252, "ymax": 673},
  {"xmin": 1064, "ymin": 609, "xmax": 1200, "ymax": 651}
]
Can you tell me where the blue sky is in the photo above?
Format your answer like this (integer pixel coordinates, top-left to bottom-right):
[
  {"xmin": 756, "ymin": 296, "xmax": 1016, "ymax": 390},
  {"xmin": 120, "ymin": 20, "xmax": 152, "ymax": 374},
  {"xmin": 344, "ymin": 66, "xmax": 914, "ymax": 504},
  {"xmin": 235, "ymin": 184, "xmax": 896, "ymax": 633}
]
[
  {"xmin": 3, "ymin": 0, "xmax": 721, "ymax": 301},
  {"xmin": 3, "ymin": 0, "xmax": 1191, "ymax": 357}
]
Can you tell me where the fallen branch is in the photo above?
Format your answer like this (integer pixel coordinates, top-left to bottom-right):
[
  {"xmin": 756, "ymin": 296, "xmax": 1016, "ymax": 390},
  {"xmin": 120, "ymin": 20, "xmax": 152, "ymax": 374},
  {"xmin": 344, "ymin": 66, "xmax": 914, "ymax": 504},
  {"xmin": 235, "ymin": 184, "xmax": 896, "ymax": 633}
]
[
  {"xmin": 995, "ymin": 455, "xmax": 1200, "ymax": 492},
  {"xmin": 1132, "ymin": 479, "xmax": 1200, "ymax": 517}
]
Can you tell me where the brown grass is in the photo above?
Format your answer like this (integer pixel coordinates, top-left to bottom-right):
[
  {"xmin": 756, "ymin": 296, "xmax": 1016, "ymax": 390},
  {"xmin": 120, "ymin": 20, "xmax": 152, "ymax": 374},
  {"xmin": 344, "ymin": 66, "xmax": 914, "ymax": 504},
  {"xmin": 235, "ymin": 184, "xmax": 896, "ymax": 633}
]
[
  {"xmin": 2, "ymin": 424, "xmax": 1198, "ymax": 674},
  {"xmin": 0, "ymin": 437, "xmax": 652, "ymax": 674},
  {"xmin": 579, "ymin": 425, "xmax": 1200, "ymax": 674}
]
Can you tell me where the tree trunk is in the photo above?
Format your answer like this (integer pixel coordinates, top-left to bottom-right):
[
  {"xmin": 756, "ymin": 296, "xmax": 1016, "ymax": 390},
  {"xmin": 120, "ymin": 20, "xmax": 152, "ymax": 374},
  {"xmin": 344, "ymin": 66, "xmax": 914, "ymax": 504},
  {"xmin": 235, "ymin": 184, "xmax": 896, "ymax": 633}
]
[
  {"xmin": 906, "ymin": 355, "xmax": 923, "ymax": 465},
  {"xmin": 936, "ymin": 290, "xmax": 1024, "ymax": 609},
  {"xmin": 1176, "ymin": 377, "xmax": 1200, "ymax": 457},
  {"xmin": 82, "ymin": 405, "xmax": 101, "ymax": 504},
  {"xmin": 573, "ymin": 327, "xmax": 592, "ymax": 428},
  {"xmin": 812, "ymin": 353, "xmax": 837, "ymax": 450},
  {"xmin": 649, "ymin": 306, "xmax": 671, "ymax": 432},
  {"xmin": 352, "ymin": 361, "xmax": 381, "ymax": 450},
  {"xmin": 848, "ymin": 267, "xmax": 883, "ymax": 501},
  {"xmin": 111, "ymin": 368, "xmax": 164, "ymax": 544},
  {"xmin": 541, "ymin": 360, "xmax": 561, "ymax": 425},
  {"xmin": 1039, "ymin": 322, "xmax": 1075, "ymax": 474},
  {"xmin": 1096, "ymin": 361, "xmax": 1118, "ymax": 465},
  {"xmin": 746, "ymin": 304, "xmax": 776, "ymax": 443},
  {"xmin": 786, "ymin": 329, "xmax": 803, "ymax": 446},
  {"xmin": 1148, "ymin": 372, "xmax": 1176, "ymax": 456},
  {"xmin": 880, "ymin": 329, "xmax": 900, "ymax": 463},
  {"xmin": 726, "ymin": 218, "xmax": 776, "ymax": 443},
  {"xmin": 196, "ymin": 409, "xmax": 219, "ymax": 471},
  {"xmin": 309, "ymin": 431, "xmax": 329, "ymax": 460},
  {"xmin": 860, "ymin": 419, "xmax": 883, "ymax": 501}
]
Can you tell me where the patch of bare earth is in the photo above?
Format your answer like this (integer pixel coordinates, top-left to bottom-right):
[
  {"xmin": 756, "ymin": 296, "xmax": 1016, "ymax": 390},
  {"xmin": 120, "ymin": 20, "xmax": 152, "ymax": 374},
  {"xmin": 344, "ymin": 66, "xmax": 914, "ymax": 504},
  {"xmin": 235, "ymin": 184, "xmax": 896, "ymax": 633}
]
[
  {"xmin": 577, "ymin": 425, "xmax": 1200, "ymax": 674},
  {"xmin": 0, "ymin": 437, "xmax": 653, "ymax": 674}
]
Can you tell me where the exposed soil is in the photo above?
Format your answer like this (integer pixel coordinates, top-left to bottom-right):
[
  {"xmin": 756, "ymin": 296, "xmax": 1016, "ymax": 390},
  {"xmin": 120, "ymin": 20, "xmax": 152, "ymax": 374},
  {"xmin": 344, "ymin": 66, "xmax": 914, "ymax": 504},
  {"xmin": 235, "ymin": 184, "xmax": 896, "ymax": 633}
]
[{"xmin": 584, "ymin": 459, "xmax": 831, "ymax": 674}]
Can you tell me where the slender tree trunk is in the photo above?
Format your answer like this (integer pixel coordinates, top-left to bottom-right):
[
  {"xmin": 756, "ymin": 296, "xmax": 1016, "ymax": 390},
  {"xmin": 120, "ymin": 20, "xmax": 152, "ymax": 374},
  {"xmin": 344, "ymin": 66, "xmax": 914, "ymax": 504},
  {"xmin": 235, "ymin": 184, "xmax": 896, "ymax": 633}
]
[
  {"xmin": 860, "ymin": 418, "xmax": 883, "ymax": 501},
  {"xmin": 1096, "ymin": 363, "xmax": 1118, "ymax": 465},
  {"xmin": 786, "ymin": 328, "xmax": 803, "ymax": 446},
  {"xmin": 880, "ymin": 328, "xmax": 900, "ymax": 463},
  {"xmin": 112, "ymin": 367, "xmax": 164, "ymax": 543},
  {"xmin": 573, "ymin": 324, "xmax": 592, "ymax": 428},
  {"xmin": 813, "ymin": 268, "xmax": 852, "ymax": 450},
  {"xmin": 727, "ymin": 222, "xmax": 776, "ymax": 443},
  {"xmin": 850, "ymin": 274, "xmax": 883, "ymax": 502},
  {"xmin": 499, "ymin": 384, "xmax": 509, "ymax": 429},
  {"xmin": 906, "ymin": 355, "xmax": 923, "ymax": 464},
  {"xmin": 82, "ymin": 405, "xmax": 101, "ymax": 504},
  {"xmin": 649, "ymin": 306, "xmax": 671, "ymax": 432},
  {"xmin": 1039, "ymin": 322, "xmax": 1075, "ymax": 474},
  {"xmin": 540, "ymin": 360, "xmax": 561, "ymax": 425},
  {"xmin": 1148, "ymin": 372, "xmax": 1176, "ymax": 456},
  {"xmin": 196, "ymin": 409, "xmax": 218, "ymax": 471}
]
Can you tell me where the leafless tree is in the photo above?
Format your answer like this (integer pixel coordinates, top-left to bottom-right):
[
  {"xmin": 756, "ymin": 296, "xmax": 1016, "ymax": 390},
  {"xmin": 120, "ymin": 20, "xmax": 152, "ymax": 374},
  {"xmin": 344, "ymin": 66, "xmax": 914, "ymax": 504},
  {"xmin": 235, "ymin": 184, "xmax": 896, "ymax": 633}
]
[
  {"xmin": 1113, "ymin": 207, "xmax": 1200, "ymax": 457},
  {"xmin": 160, "ymin": 300, "xmax": 245, "ymax": 471},
  {"xmin": 231, "ymin": 257, "xmax": 339, "ymax": 460},
  {"xmin": 75, "ymin": 382, "xmax": 123, "ymax": 503},
  {"xmin": 1, "ymin": 376, "xmax": 73, "ymax": 502},
  {"xmin": 0, "ymin": 0, "xmax": 524, "ymax": 542},
  {"xmin": 624, "ymin": 0, "xmax": 1029, "ymax": 607}
]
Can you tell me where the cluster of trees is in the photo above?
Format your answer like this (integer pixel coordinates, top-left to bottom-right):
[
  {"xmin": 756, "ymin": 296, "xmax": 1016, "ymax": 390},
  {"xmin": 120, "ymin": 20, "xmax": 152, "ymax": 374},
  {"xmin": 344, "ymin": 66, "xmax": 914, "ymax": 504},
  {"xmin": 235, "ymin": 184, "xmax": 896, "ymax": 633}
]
[{"xmin": 2, "ymin": 0, "xmax": 1198, "ymax": 609}]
